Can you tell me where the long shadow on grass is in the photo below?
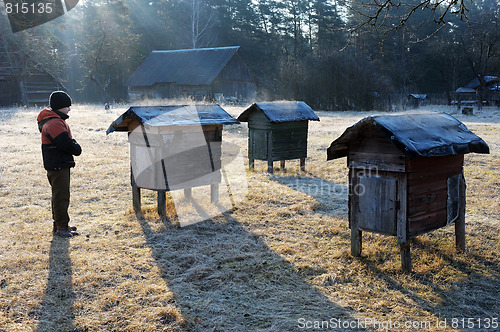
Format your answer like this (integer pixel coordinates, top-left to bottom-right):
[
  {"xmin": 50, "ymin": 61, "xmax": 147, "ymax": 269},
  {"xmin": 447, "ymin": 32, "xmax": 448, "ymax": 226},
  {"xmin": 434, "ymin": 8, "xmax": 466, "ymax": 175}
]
[
  {"xmin": 137, "ymin": 209, "xmax": 366, "ymax": 331},
  {"xmin": 359, "ymin": 236, "xmax": 500, "ymax": 321},
  {"xmin": 36, "ymin": 236, "xmax": 75, "ymax": 331},
  {"xmin": 268, "ymin": 173, "xmax": 349, "ymax": 217}
]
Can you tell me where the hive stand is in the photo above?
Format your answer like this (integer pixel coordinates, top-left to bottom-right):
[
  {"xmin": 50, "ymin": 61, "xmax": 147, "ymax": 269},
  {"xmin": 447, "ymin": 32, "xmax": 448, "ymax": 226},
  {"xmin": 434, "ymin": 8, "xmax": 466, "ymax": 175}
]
[
  {"xmin": 131, "ymin": 169, "xmax": 219, "ymax": 217},
  {"xmin": 349, "ymin": 171, "xmax": 466, "ymax": 273}
]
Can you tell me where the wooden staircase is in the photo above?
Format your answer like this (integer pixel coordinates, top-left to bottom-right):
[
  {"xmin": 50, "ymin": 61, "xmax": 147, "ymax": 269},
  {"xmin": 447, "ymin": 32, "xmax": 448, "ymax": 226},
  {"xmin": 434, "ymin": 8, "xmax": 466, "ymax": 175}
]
[
  {"xmin": 20, "ymin": 71, "xmax": 64, "ymax": 105},
  {"xmin": 0, "ymin": 35, "xmax": 64, "ymax": 106}
]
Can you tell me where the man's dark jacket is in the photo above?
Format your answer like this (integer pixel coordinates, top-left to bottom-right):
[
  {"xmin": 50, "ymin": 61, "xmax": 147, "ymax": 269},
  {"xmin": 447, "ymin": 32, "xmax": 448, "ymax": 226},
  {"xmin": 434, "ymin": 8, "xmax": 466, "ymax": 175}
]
[{"xmin": 37, "ymin": 108, "xmax": 82, "ymax": 170}]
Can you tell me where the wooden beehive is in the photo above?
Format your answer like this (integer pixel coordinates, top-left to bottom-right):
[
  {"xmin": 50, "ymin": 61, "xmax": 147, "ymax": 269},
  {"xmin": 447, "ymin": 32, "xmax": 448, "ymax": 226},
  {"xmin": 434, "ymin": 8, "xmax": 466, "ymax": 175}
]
[
  {"xmin": 237, "ymin": 101, "xmax": 319, "ymax": 173},
  {"xmin": 327, "ymin": 113, "xmax": 489, "ymax": 272},
  {"xmin": 107, "ymin": 105, "xmax": 239, "ymax": 216}
]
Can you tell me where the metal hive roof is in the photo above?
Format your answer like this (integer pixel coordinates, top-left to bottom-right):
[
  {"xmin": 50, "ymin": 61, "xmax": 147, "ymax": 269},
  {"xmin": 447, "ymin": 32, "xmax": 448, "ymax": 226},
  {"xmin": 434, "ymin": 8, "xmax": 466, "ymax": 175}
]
[
  {"xmin": 237, "ymin": 101, "xmax": 320, "ymax": 123},
  {"xmin": 106, "ymin": 105, "xmax": 240, "ymax": 134},
  {"xmin": 124, "ymin": 46, "xmax": 240, "ymax": 87},
  {"xmin": 327, "ymin": 113, "xmax": 489, "ymax": 160}
]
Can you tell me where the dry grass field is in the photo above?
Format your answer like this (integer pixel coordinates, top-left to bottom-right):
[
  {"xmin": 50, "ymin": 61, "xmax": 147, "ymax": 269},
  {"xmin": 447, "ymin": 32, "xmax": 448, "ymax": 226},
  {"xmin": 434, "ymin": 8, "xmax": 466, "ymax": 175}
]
[{"xmin": 0, "ymin": 103, "xmax": 498, "ymax": 331}]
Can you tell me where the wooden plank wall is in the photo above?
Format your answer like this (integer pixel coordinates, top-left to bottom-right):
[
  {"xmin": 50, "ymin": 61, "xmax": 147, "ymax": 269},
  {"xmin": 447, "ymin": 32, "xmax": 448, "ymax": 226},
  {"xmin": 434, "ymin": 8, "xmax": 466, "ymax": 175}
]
[
  {"xmin": 406, "ymin": 155, "xmax": 464, "ymax": 237},
  {"xmin": 358, "ymin": 175, "xmax": 397, "ymax": 234},
  {"xmin": 248, "ymin": 112, "xmax": 309, "ymax": 162},
  {"xmin": 271, "ymin": 121, "xmax": 308, "ymax": 161},
  {"xmin": 348, "ymin": 129, "xmax": 406, "ymax": 172}
]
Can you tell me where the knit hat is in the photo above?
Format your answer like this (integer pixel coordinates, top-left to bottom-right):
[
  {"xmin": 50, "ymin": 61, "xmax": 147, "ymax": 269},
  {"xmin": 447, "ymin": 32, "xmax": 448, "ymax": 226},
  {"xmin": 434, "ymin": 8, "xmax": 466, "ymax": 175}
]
[{"xmin": 49, "ymin": 91, "xmax": 72, "ymax": 110}]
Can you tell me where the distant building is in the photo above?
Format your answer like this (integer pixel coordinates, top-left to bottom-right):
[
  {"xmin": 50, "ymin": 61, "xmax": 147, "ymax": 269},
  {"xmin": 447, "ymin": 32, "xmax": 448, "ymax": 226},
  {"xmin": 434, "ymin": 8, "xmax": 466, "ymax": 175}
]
[
  {"xmin": 125, "ymin": 46, "xmax": 256, "ymax": 103},
  {"xmin": 407, "ymin": 94, "xmax": 427, "ymax": 108},
  {"xmin": 455, "ymin": 75, "xmax": 500, "ymax": 106}
]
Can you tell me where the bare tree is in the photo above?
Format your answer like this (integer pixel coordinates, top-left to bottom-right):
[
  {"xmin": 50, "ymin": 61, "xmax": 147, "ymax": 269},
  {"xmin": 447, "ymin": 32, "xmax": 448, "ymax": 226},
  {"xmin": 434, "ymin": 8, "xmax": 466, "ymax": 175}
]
[
  {"xmin": 343, "ymin": 0, "xmax": 474, "ymax": 47},
  {"xmin": 459, "ymin": 12, "xmax": 500, "ymax": 109},
  {"xmin": 186, "ymin": 0, "xmax": 216, "ymax": 48}
]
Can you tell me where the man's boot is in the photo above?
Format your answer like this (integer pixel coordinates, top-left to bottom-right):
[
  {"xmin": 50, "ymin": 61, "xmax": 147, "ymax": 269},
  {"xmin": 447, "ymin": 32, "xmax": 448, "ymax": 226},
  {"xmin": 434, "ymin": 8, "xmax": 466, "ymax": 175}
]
[
  {"xmin": 54, "ymin": 223, "xmax": 79, "ymax": 237},
  {"xmin": 53, "ymin": 222, "xmax": 77, "ymax": 234}
]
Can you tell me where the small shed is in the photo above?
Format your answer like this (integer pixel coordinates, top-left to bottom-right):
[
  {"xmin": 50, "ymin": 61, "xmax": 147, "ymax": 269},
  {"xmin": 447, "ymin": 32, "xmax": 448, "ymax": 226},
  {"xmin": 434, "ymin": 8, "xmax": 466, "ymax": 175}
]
[
  {"xmin": 237, "ymin": 101, "xmax": 319, "ymax": 173},
  {"xmin": 107, "ymin": 105, "xmax": 240, "ymax": 217},
  {"xmin": 407, "ymin": 94, "xmax": 427, "ymax": 108},
  {"xmin": 327, "ymin": 113, "xmax": 489, "ymax": 272}
]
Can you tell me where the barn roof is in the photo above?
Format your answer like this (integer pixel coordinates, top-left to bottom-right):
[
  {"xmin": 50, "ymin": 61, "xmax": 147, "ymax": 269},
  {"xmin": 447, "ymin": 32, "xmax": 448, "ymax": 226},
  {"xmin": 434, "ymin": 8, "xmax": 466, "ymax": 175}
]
[
  {"xmin": 237, "ymin": 101, "xmax": 319, "ymax": 123},
  {"xmin": 463, "ymin": 75, "xmax": 498, "ymax": 89},
  {"xmin": 124, "ymin": 46, "xmax": 240, "ymax": 87},
  {"xmin": 327, "ymin": 113, "xmax": 489, "ymax": 160},
  {"xmin": 106, "ymin": 105, "xmax": 240, "ymax": 134},
  {"xmin": 456, "ymin": 75, "xmax": 500, "ymax": 93}
]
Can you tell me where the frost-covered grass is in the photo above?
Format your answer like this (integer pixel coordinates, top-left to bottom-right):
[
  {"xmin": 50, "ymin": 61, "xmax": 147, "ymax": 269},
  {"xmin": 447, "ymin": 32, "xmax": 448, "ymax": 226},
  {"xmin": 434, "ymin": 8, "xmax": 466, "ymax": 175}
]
[{"xmin": 0, "ymin": 103, "xmax": 498, "ymax": 331}]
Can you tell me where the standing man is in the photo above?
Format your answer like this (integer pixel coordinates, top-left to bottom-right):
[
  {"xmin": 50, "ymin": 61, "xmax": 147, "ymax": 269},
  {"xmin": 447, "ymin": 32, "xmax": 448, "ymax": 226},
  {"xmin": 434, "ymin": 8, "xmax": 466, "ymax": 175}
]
[{"xmin": 37, "ymin": 91, "xmax": 82, "ymax": 237}]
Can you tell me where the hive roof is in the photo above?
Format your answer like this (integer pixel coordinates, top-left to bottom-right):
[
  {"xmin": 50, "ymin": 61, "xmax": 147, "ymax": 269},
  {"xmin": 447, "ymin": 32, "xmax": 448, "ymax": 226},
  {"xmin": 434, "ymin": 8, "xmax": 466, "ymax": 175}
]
[{"xmin": 327, "ymin": 113, "xmax": 489, "ymax": 160}]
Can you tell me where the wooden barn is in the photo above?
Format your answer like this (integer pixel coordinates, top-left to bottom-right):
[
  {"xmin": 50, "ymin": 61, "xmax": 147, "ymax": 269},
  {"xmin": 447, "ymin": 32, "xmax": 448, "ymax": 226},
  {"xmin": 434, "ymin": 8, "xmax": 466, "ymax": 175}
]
[
  {"xmin": 107, "ymin": 105, "xmax": 240, "ymax": 217},
  {"xmin": 0, "ymin": 38, "xmax": 64, "ymax": 106},
  {"xmin": 125, "ymin": 46, "xmax": 256, "ymax": 103},
  {"xmin": 237, "ymin": 101, "xmax": 319, "ymax": 173},
  {"xmin": 327, "ymin": 113, "xmax": 489, "ymax": 272}
]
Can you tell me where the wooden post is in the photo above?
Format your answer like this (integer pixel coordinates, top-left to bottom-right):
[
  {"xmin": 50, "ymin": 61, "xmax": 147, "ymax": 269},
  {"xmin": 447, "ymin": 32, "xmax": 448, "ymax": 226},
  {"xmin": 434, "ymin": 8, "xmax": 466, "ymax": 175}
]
[
  {"xmin": 132, "ymin": 183, "xmax": 141, "ymax": 213},
  {"xmin": 249, "ymin": 130, "xmax": 255, "ymax": 170},
  {"xmin": 455, "ymin": 173, "xmax": 466, "ymax": 251},
  {"xmin": 280, "ymin": 160, "xmax": 286, "ymax": 170},
  {"xmin": 268, "ymin": 160, "xmax": 273, "ymax": 173},
  {"xmin": 396, "ymin": 174, "xmax": 410, "ymax": 273},
  {"xmin": 210, "ymin": 184, "xmax": 219, "ymax": 203},
  {"xmin": 157, "ymin": 190, "xmax": 166, "ymax": 217},
  {"xmin": 267, "ymin": 131, "xmax": 273, "ymax": 173},
  {"xmin": 131, "ymin": 168, "xmax": 141, "ymax": 213},
  {"xmin": 351, "ymin": 227, "xmax": 362, "ymax": 257},
  {"xmin": 349, "ymin": 169, "xmax": 362, "ymax": 256},
  {"xmin": 299, "ymin": 158, "xmax": 305, "ymax": 171},
  {"xmin": 400, "ymin": 243, "xmax": 412, "ymax": 273}
]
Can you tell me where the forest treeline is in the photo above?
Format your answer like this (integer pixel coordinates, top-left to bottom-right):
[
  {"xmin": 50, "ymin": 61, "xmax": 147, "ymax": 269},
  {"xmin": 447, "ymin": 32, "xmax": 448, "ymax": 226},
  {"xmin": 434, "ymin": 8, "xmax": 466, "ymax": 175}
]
[{"xmin": 1, "ymin": 0, "xmax": 499, "ymax": 110}]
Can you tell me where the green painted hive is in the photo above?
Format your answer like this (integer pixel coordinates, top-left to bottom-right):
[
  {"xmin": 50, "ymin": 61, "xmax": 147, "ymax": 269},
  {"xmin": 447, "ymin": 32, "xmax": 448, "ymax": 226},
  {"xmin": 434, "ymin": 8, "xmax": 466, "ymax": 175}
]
[{"xmin": 237, "ymin": 101, "xmax": 319, "ymax": 173}]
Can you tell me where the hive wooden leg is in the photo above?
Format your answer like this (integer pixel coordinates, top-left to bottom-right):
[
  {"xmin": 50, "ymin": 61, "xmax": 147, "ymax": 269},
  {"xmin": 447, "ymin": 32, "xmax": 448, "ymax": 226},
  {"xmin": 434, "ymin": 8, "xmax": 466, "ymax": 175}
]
[
  {"xmin": 350, "ymin": 227, "xmax": 362, "ymax": 257},
  {"xmin": 157, "ymin": 191, "xmax": 166, "ymax": 217},
  {"xmin": 267, "ymin": 133, "xmax": 273, "ymax": 173},
  {"xmin": 249, "ymin": 132, "xmax": 254, "ymax": 170},
  {"xmin": 132, "ymin": 184, "xmax": 141, "ymax": 213},
  {"xmin": 400, "ymin": 243, "xmax": 412, "ymax": 273},
  {"xmin": 455, "ymin": 175, "xmax": 466, "ymax": 251},
  {"xmin": 280, "ymin": 160, "xmax": 286, "ymax": 170},
  {"xmin": 300, "ymin": 158, "xmax": 305, "ymax": 171}
]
